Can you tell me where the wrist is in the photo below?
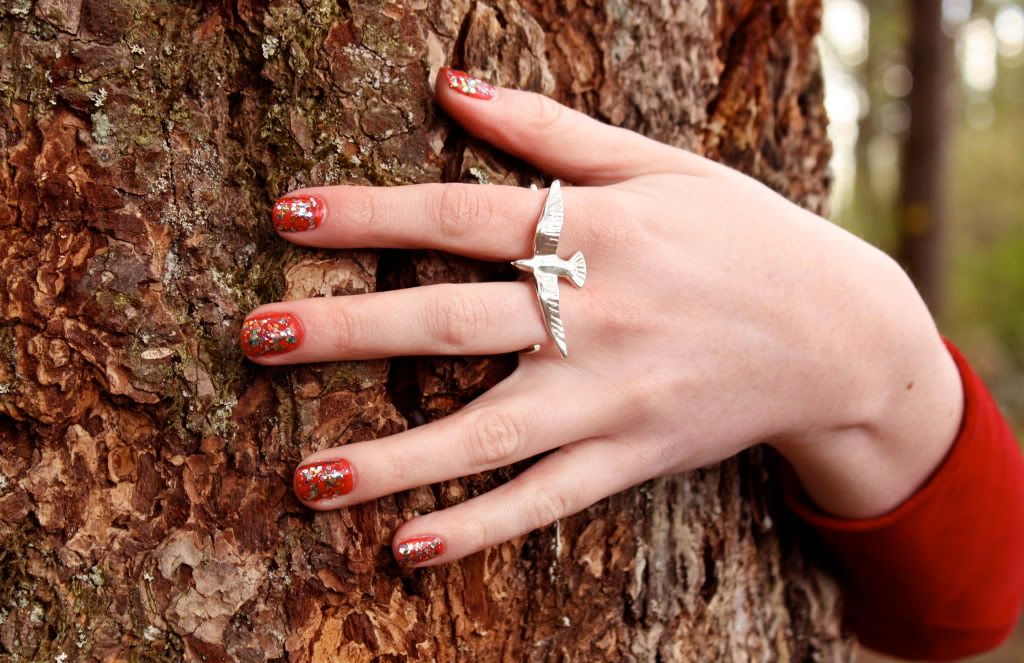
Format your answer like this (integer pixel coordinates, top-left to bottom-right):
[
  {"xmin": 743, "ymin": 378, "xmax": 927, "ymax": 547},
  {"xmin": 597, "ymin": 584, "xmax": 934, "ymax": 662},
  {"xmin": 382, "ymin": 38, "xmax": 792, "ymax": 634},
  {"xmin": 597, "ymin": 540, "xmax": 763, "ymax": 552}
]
[{"xmin": 769, "ymin": 223, "xmax": 964, "ymax": 518}]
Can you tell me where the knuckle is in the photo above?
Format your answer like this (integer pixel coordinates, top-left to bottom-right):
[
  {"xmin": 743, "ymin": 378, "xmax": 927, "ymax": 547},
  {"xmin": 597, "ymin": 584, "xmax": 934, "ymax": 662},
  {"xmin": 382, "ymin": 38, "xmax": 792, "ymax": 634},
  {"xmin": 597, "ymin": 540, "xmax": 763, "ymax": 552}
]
[
  {"xmin": 385, "ymin": 450, "xmax": 413, "ymax": 486},
  {"xmin": 523, "ymin": 485, "xmax": 573, "ymax": 531},
  {"xmin": 625, "ymin": 379, "xmax": 667, "ymax": 422},
  {"xmin": 466, "ymin": 517, "xmax": 490, "ymax": 553},
  {"xmin": 577, "ymin": 290, "xmax": 630, "ymax": 337},
  {"xmin": 619, "ymin": 435, "xmax": 669, "ymax": 476},
  {"xmin": 344, "ymin": 186, "xmax": 379, "ymax": 234},
  {"xmin": 437, "ymin": 185, "xmax": 487, "ymax": 240},
  {"xmin": 579, "ymin": 192, "xmax": 643, "ymax": 255},
  {"xmin": 329, "ymin": 306, "xmax": 360, "ymax": 353},
  {"xmin": 462, "ymin": 407, "xmax": 525, "ymax": 468},
  {"xmin": 532, "ymin": 94, "xmax": 567, "ymax": 133},
  {"xmin": 430, "ymin": 289, "xmax": 490, "ymax": 351},
  {"xmin": 579, "ymin": 213, "xmax": 620, "ymax": 251}
]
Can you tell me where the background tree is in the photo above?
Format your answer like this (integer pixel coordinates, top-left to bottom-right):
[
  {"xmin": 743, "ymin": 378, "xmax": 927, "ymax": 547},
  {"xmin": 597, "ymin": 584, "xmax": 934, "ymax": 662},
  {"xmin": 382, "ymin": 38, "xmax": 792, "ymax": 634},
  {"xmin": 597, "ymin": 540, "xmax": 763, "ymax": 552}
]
[
  {"xmin": 0, "ymin": 1, "xmax": 846, "ymax": 660},
  {"xmin": 897, "ymin": 0, "xmax": 953, "ymax": 317}
]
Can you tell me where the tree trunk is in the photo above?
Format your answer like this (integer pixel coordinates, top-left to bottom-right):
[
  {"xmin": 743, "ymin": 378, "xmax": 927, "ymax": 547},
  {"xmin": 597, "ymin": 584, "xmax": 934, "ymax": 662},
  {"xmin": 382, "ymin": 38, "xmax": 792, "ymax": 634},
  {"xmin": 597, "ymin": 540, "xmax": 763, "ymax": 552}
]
[
  {"xmin": 898, "ymin": 0, "xmax": 953, "ymax": 317},
  {"xmin": 0, "ymin": 1, "xmax": 848, "ymax": 661}
]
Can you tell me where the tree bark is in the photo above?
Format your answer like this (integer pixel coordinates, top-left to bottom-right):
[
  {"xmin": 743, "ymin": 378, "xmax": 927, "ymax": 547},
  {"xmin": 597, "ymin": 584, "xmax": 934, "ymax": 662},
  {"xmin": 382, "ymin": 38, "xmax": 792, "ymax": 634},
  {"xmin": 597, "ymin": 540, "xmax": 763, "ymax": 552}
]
[
  {"xmin": 898, "ymin": 0, "xmax": 953, "ymax": 317},
  {"xmin": 0, "ymin": 1, "xmax": 848, "ymax": 661}
]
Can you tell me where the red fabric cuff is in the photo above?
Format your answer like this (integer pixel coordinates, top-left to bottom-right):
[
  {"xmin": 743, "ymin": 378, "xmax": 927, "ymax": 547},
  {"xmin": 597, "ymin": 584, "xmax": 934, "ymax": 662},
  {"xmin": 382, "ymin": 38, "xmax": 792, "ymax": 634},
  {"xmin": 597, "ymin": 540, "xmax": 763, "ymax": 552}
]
[{"xmin": 782, "ymin": 338, "xmax": 1024, "ymax": 661}]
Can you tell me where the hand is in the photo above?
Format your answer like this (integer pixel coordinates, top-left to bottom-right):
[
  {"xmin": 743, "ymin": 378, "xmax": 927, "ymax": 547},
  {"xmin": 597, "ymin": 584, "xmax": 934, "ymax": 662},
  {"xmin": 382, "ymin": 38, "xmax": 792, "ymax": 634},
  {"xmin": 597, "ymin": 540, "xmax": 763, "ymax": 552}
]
[{"xmin": 242, "ymin": 68, "xmax": 964, "ymax": 568}]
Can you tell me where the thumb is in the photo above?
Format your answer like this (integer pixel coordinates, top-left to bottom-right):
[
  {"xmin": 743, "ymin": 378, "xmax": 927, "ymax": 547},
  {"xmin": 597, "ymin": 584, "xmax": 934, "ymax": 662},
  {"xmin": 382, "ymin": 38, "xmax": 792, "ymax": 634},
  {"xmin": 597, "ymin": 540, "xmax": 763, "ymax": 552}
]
[{"xmin": 434, "ymin": 67, "xmax": 715, "ymax": 185}]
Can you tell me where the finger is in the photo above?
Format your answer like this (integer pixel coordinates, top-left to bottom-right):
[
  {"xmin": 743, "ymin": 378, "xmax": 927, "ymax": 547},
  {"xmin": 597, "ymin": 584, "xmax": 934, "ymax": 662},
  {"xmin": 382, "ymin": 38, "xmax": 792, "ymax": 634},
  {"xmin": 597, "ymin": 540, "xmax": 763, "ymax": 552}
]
[
  {"xmin": 435, "ymin": 67, "xmax": 722, "ymax": 185},
  {"xmin": 240, "ymin": 282, "xmax": 550, "ymax": 363},
  {"xmin": 292, "ymin": 377, "xmax": 621, "ymax": 512},
  {"xmin": 270, "ymin": 181, "xmax": 562, "ymax": 260},
  {"xmin": 389, "ymin": 436, "xmax": 643, "ymax": 567}
]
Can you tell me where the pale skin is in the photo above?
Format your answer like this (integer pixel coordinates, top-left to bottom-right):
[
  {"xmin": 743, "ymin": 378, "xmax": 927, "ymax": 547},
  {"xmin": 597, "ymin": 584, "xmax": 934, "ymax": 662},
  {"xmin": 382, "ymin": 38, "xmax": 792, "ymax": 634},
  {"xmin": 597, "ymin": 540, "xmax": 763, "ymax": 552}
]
[{"xmin": 246, "ymin": 73, "xmax": 965, "ymax": 567}]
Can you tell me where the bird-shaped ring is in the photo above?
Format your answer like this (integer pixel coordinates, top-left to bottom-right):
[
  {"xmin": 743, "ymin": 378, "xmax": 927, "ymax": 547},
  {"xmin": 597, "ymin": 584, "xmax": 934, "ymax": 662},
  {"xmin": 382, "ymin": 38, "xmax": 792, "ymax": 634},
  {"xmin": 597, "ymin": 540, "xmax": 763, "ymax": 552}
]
[{"xmin": 512, "ymin": 180, "xmax": 587, "ymax": 358}]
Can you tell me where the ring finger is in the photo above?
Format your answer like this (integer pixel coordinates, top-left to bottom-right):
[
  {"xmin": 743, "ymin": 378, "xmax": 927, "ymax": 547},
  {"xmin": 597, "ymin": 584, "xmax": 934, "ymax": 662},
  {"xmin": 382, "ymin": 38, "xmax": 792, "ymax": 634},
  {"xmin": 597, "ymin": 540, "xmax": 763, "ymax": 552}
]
[
  {"xmin": 240, "ymin": 281, "xmax": 554, "ymax": 363},
  {"xmin": 292, "ymin": 374, "xmax": 622, "ymax": 511}
]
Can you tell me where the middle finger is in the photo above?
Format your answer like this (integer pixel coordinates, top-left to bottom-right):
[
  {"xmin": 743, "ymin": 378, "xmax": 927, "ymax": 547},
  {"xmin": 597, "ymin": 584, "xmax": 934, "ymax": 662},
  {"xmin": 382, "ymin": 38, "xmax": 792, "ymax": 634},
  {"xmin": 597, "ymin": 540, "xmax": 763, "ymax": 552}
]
[{"xmin": 241, "ymin": 281, "xmax": 552, "ymax": 363}]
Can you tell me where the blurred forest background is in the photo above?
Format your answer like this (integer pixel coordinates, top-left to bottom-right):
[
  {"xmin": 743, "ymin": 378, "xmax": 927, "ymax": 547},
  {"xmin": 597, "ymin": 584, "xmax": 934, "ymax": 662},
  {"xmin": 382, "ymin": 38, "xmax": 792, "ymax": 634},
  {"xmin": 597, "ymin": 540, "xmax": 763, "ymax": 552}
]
[
  {"xmin": 821, "ymin": 1, "xmax": 1023, "ymax": 661},
  {"xmin": 822, "ymin": 0, "xmax": 1023, "ymax": 432}
]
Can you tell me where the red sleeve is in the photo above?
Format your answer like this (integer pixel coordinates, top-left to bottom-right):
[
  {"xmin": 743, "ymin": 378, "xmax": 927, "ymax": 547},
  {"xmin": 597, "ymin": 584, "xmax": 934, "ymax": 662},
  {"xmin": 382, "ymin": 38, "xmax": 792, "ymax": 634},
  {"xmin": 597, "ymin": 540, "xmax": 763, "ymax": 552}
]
[{"xmin": 783, "ymin": 339, "xmax": 1024, "ymax": 661}]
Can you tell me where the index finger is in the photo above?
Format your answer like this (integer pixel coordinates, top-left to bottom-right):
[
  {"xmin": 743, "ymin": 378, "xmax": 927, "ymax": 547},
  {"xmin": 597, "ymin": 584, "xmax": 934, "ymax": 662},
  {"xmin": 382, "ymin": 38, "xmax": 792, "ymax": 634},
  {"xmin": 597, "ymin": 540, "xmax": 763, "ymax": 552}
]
[{"xmin": 271, "ymin": 182, "xmax": 571, "ymax": 260}]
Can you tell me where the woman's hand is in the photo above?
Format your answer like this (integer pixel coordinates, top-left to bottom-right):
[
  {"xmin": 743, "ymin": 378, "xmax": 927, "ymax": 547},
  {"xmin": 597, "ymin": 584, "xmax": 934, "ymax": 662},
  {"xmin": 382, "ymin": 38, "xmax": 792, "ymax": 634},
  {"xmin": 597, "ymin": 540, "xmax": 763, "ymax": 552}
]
[{"xmin": 242, "ymin": 68, "xmax": 964, "ymax": 568}]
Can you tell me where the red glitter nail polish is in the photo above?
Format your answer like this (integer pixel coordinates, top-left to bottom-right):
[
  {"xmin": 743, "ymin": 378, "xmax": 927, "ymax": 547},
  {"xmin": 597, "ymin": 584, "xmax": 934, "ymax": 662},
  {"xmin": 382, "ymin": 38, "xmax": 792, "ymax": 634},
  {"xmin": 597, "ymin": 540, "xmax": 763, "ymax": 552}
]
[
  {"xmin": 272, "ymin": 195, "xmax": 325, "ymax": 232},
  {"xmin": 240, "ymin": 313, "xmax": 303, "ymax": 358},
  {"xmin": 293, "ymin": 459, "xmax": 354, "ymax": 502},
  {"xmin": 440, "ymin": 68, "xmax": 496, "ymax": 100},
  {"xmin": 395, "ymin": 535, "xmax": 445, "ymax": 567}
]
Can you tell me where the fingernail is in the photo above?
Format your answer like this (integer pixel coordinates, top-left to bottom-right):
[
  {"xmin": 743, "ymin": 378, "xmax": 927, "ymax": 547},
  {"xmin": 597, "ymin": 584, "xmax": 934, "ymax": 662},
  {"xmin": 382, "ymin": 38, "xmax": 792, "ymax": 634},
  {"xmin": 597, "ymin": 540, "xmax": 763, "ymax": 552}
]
[
  {"xmin": 395, "ymin": 535, "xmax": 445, "ymax": 567},
  {"xmin": 272, "ymin": 195, "xmax": 325, "ymax": 233},
  {"xmin": 294, "ymin": 459, "xmax": 354, "ymax": 502},
  {"xmin": 240, "ymin": 313, "xmax": 303, "ymax": 358},
  {"xmin": 441, "ymin": 68, "xmax": 496, "ymax": 100}
]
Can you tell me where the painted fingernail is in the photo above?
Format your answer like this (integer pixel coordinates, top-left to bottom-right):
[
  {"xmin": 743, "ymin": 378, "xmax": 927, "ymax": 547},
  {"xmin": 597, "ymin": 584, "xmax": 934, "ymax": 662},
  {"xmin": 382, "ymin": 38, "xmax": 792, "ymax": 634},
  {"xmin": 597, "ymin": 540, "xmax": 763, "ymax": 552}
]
[
  {"xmin": 441, "ymin": 68, "xmax": 496, "ymax": 100},
  {"xmin": 272, "ymin": 195, "xmax": 325, "ymax": 233},
  {"xmin": 395, "ymin": 535, "xmax": 445, "ymax": 567},
  {"xmin": 240, "ymin": 313, "xmax": 303, "ymax": 358},
  {"xmin": 293, "ymin": 459, "xmax": 354, "ymax": 502}
]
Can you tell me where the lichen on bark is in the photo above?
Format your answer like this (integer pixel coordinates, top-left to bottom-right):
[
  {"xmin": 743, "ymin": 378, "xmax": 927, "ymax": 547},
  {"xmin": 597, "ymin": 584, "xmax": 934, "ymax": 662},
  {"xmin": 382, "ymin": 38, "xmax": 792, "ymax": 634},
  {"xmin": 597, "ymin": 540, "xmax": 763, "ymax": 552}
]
[{"xmin": 0, "ymin": 1, "xmax": 849, "ymax": 661}]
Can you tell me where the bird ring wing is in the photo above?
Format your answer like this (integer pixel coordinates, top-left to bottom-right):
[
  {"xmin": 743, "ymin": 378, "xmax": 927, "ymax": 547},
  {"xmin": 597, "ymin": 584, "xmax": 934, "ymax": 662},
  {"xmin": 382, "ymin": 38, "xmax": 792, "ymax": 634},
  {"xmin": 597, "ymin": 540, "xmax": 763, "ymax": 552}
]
[
  {"xmin": 533, "ymin": 180, "xmax": 564, "ymax": 256},
  {"xmin": 534, "ymin": 270, "xmax": 568, "ymax": 358}
]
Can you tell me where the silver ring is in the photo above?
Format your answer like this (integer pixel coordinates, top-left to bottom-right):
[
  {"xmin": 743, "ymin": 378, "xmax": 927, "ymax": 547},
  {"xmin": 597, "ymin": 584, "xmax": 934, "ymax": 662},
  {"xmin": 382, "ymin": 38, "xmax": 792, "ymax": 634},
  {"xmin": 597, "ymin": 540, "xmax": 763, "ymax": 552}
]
[{"xmin": 511, "ymin": 180, "xmax": 587, "ymax": 358}]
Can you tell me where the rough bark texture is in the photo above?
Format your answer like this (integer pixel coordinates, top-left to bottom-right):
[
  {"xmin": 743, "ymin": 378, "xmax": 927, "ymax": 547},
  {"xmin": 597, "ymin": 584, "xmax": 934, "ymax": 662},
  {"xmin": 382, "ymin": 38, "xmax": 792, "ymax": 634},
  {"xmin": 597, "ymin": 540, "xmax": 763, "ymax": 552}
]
[{"xmin": 0, "ymin": 1, "xmax": 847, "ymax": 661}]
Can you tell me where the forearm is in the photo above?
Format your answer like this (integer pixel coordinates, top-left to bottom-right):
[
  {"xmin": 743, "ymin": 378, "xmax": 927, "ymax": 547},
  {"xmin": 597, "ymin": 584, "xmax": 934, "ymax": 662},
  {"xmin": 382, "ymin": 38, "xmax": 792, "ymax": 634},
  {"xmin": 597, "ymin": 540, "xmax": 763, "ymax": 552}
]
[
  {"xmin": 777, "ymin": 314, "xmax": 1024, "ymax": 659},
  {"xmin": 770, "ymin": 216, "xmax": 965, "ymax": 519}
]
